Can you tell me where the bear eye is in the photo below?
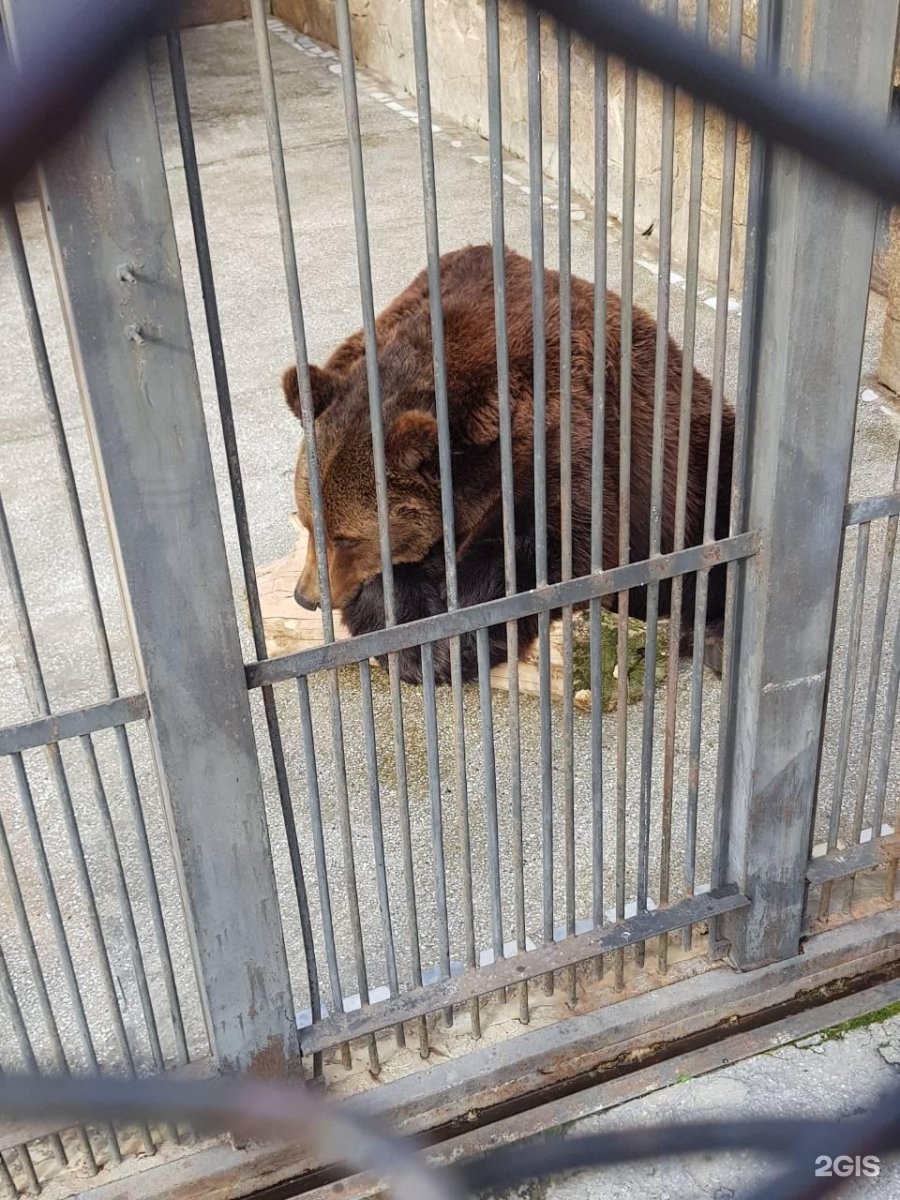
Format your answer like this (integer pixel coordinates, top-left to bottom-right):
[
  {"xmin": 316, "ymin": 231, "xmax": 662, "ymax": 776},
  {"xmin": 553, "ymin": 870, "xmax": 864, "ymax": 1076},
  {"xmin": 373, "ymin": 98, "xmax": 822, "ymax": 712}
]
[{"xmin": 333, "ymin": 536, "xmax": 361, "ymax": 550}]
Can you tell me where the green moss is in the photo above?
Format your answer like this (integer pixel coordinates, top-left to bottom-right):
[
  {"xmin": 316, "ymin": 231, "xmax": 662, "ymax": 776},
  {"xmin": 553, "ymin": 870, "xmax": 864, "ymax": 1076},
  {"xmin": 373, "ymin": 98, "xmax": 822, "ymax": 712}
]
[
  {"xmin": 571, "ymin": 610, "xmax": 668, "ymax": 712},
  {"xmin": 817, "ymin": 999, "xmax": 900, "ymax": 1042}
]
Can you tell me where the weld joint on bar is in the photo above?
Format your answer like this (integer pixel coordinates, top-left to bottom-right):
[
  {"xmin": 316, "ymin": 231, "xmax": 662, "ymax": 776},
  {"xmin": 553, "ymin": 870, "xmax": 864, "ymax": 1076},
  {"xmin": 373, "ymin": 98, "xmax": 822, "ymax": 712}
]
[{"xmin": 247, "ymin": 531, "xmax": 760, "ymax": 686}]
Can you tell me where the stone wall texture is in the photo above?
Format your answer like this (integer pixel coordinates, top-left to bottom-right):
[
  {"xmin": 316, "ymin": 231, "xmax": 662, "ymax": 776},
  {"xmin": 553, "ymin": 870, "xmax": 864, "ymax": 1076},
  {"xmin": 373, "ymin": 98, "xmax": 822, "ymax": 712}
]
[{"xmin": 274, "ymin": 0, "xmax": 758, "ymax": 289}]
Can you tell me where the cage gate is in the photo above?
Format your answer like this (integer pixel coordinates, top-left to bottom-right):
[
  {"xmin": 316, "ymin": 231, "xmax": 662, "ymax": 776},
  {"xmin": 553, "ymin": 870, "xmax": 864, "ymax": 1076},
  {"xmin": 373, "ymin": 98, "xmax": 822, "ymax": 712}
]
[{"xmin": 0, "ymin": 0, "xmax": 899, "ymax": 1195}]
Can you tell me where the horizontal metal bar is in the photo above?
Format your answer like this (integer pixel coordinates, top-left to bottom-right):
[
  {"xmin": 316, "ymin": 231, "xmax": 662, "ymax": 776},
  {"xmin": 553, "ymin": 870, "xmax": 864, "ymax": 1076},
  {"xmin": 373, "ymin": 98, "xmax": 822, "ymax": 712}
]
[
  {"xmin": 806, "ymin": 834, "xmax": 900, "ymax": 887},
  {"xmin": 29, "ymin": 911, "xmax": 900, "ymax": 1200},
  {"xmin": 248, "ymin": 532, "xmax": 760, "ymax": 687},
  {"xmin": 298, "ymin": 886, "xmax": 749, "ymax": 1055},
  {"xmin": 0, "ymin": 693, "xmax": 148, "ymax": 757},
  {"xmin": 843, "ymin": 490, "xmax": 900, "ymax": 526}
]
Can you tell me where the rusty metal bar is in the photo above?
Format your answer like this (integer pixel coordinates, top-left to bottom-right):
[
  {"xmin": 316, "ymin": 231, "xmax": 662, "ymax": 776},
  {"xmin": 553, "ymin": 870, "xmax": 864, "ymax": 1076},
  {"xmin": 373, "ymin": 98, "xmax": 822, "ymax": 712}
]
[
  {"xmin": 807, "ymin": 835, "xmax": 900, "ymax": 888},
  {"xmin": 298, "ymin": 887, "xmax": 748, "ymax": 1056}
]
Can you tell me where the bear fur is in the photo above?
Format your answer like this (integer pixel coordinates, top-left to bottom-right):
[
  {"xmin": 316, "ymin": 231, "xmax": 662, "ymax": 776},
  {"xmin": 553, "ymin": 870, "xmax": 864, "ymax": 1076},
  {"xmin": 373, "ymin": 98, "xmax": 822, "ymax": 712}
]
[{"xmin": 283, "ymin": 243, "xmax": 733, "ymax": 685}]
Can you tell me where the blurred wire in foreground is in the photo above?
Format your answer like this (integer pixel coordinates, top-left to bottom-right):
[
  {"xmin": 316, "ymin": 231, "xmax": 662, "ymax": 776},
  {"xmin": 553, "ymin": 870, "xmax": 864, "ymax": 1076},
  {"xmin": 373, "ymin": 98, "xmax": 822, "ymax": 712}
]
[
  {"xmin": 0, "ymin": 0, "xmax": 178, "ymax": 200},
  {"xmin": 2, "ymin": 0, "xmax": 900, "ymax": 1196},
  {"xmin": 3, "ymin": 0, "xmax": 900, "ymax": 206},
  {"xmin": 0, "ymin": 1072, "xmax": 899, "ymax": 1197},
  {"xmin": 0, "ymin": 1075, "xmax": 460, "ymax": 1200},
  {"xmin": 540, "ymin": 0, "xmax": 900, "ymax": 206}
]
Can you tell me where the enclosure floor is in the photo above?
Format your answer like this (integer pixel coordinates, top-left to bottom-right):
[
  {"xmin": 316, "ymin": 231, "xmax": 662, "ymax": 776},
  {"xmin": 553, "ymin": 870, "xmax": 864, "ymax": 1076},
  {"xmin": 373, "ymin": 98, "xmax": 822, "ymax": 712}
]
[
  {"xmin": 494, "ymin": 1008, "xmax": 900, "ymax": 1198},
  {"xmin": 0, "ymin": 15, "xmax": 898, "ymax": 1100}
]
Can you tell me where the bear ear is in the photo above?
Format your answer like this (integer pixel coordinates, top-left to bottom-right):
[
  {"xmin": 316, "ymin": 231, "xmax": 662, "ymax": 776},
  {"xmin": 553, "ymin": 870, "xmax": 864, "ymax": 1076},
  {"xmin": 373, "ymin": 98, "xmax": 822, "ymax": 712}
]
[
  {"xmin": 282, "ymin": 364, "xmax": 337, "ymax": 421},
  {"xmin": 385, "ymin": 410, "xmax": 439, "ymax": 474}
]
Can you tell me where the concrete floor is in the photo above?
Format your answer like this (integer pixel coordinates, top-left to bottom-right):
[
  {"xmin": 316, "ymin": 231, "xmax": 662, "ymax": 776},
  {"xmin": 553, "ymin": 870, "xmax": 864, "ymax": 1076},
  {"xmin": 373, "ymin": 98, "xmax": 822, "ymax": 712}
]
[
  {"xmin": 0, "ymin": 11, "xmax": 898, "ymax": 1130},
  {"xmin": 493, "ymin": 1013, "xmax": 900, "ymax": 1199}
]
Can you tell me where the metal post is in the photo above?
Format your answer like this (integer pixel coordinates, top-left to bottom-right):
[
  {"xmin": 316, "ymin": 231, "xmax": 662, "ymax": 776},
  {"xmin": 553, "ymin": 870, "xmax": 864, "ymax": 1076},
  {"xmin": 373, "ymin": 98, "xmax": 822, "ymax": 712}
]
[
  {"xmin": 3, "ymin": 29, "xmax": 299, "ymax": 1072},
  {"xmin": 720, "ymin": 0, "xmax": 899, "ymax": 969}
]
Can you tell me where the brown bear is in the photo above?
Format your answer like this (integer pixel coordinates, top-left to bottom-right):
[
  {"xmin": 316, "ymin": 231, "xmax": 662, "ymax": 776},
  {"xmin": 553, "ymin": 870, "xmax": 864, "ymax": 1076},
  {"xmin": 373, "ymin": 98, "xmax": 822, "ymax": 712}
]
[{"xmin": 283, "ymin": 243, "xmax": 733, "ymax": 685}]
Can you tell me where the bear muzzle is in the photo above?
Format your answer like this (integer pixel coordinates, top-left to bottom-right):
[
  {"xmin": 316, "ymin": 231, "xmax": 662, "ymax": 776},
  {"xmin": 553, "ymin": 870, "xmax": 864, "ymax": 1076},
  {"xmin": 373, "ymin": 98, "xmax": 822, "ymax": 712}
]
[{"xmin": 294, "ymin": 582, "xmax": 320, "ymax": 611}]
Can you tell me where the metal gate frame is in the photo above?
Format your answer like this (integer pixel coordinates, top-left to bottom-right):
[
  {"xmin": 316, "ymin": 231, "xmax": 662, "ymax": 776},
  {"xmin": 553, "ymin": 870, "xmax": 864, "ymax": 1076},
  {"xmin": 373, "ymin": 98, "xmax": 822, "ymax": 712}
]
[{"xmin": 1, "ymin": 0, "xmax": 900, "ymax": 1193}]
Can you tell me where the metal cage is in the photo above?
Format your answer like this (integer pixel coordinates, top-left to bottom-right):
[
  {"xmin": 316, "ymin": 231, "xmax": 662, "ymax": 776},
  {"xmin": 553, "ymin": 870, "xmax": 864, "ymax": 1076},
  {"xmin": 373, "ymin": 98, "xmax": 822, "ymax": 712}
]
[{"xmin": 0, "ymin": 0, "xmax": 899, "ymax": 1194}]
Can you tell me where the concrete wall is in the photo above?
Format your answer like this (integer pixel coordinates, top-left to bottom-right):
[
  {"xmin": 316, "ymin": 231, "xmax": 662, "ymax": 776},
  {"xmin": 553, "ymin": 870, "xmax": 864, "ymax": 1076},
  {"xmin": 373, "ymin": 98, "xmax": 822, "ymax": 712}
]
[
  {"xmin": 274, "ymin": 0, "xmax": 757, "ymax": 289},
  {"xmin": 181, "ymin": 0, "xmax": 257, "ymax": 25}
]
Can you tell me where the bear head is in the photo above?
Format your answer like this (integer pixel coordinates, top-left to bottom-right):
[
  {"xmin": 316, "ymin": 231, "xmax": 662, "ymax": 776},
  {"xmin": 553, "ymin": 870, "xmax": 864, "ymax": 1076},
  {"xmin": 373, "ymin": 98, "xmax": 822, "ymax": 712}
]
[
  {"xmin": 282, "ymin": 316, "xmax": 505, "ymax": 612},
  {"xmin": 282, "ymin": 358, "xmax": 445, "ymax": 611}
]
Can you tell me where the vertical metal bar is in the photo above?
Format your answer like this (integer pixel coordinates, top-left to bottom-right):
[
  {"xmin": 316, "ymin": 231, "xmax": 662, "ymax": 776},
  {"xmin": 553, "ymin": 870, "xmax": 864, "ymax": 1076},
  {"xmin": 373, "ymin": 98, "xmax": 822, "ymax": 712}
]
[
  {"xmin": 659, "ymin": 0, "xmax": 709, "ymax": 975},
  {"xmin": 10, "ymin": 1146, "xmax": 36, "ymax": 1196},
  {"xmin": 248, "ymin": 2, "xmax": 332, "ymax": 630},
  {"xmin": 79, "ymin": 735, "xmax": 168, "ymax": 1076},
  {"xmin": 0, "ymin": 1154, "xmax": 15, "ymax": 1199},
  {"xmin": 331, "ymin": 0, "xmax": 428, "ymax": 1054},
  {"xmin": 683, "ymin": 0, "xmax": 742, "ymax": 953},
  {"xmin": 721, "ymin": 0, "xmax": 897, "ymax": 969},
  {"xmin": 164, "ymin": 28, "xmax": 320, "ymax": 1073},
  {"xmin": 8, "ymin": 1142, "xmax": 35, "ymax": 1200},
  {"xmin": 328, "ymin": 677, "xmax": 380, "ymax": 1074},
  {"xmin": 421, "ymin": 644, "xmax": 452, "ymax": 1024},
  {"xmin": 395, "ymin": 705, "xmax": 432, "ymax": 1055},
  {"xmin": 0, "ymin": 945, "xmax": 68, "ymax": 1168},
  {"xmin": 557, "ymin": 19, "xmax": 577, "ymax": 1005},
  {"xmin": 358, "ymin": 660, "xmax": 404, "ymax": 1048},
  {"xmin": 448, "ymin": 672, "xmax": 480, "ymax": 1039},
  {"xmin": 1, "ymin": 202, "xmax": 190, "ymax": 1070},
  {"xmin": 250, "ymin": 1, "xmax": 375, "ymax": 1073},
  {"xmin": 0, "ymin": 494, "xmax": 150, "ymax": 1153},
  {"xmin": 0, "ymin": 813, "xmax": 97, "ymax": 1168},
  {"xmin": 476, "ymin": 628, "xmax": 504, "ymax": 973},
  {"xmin": 849, "ymin": 441, "xmax": 900, "ymax": 854},
  {"xmin": 1, "ymin": 767, "xmax": 119, "ymax": 1163},
  {"xmin": 590, "ymin": 46, "xmax": 608, "ymax": 978},
  {"xmin": 408, "ymin": 0, "xmax": 457, "ymax": 613},
  {"xmin": 295, "ymin": 677, "xmax": 351, "ymax": 1071},
  {"xmin": 817, "ymin": 526, "xmax": 869, "ymax": 917},
  {"xmin": 409, "ymin": 0, "xmax": 477, "ymax": 1032},
  {"xmin": 21, "ymin": 29, "xmax": 299, "ymax": 1071},
  {"xmin": 526, "ymin": 5, "xmax": 555, "ymax": 995},
  {"xmin": 615, "ymin": 63, "xmax": 638, "ymax": 992},
  {"xmin": 485, "ymin": 0, "xmax": 527, "ymax": 1027},
  {"xmin": 875, "ymin": 584, "xmax": 900, "ymax": 838},
  {"xmin": 635, "ymin": 0, "xmax": 677, "ymax": 972}
]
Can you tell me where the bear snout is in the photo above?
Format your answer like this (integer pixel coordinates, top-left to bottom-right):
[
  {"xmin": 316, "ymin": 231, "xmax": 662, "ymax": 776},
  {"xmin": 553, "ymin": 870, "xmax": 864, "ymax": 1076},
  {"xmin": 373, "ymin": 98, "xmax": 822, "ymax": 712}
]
[{"xmin": 294, "ymin": 582, "xmax": 319, "ymax": 611}]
